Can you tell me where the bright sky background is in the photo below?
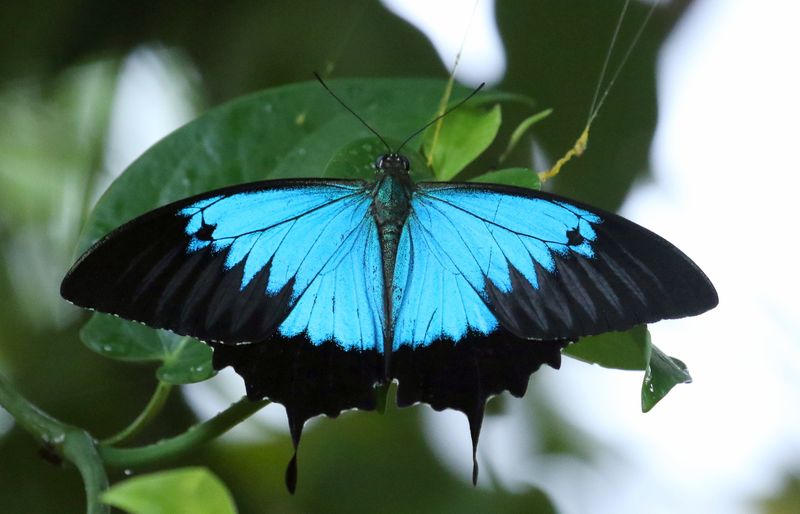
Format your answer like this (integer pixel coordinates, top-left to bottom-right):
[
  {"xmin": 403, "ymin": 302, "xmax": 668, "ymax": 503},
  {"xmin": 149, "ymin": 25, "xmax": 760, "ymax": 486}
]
[
  {"xmin": 82, "ymin": 0, "xmax": 800, "ymax": 512},
  {"xmin": 395, "ymin": 1, "xmax": 800, "ymax": 513}
]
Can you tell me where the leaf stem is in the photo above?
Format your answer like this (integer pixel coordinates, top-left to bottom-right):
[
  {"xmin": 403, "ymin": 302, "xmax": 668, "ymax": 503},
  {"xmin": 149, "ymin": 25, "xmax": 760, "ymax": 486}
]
[
  {"xmin": 98, "ymin": 397, "xmax": 270, "ymax": 468},
  {"xmin": 497, "ymin": 108, "xmax": 553, "ymax": 165},
  {"xmin": 102, "ymin": 382, "xmax": 173, "ymax": 446},
  {"xmin": 0, "ymin": 372, "xmax": 110, "ymax": 514}
]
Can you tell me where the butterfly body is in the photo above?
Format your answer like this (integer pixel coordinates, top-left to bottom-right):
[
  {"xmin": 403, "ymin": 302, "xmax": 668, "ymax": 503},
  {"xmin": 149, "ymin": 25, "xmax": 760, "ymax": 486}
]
[
  {"xmin": 62, "ymin": 149, "xmax": 717, "ymax": 492},
  {"xmin": 369, "ymin": 153, "xmax": 414, "ymax": 359}
]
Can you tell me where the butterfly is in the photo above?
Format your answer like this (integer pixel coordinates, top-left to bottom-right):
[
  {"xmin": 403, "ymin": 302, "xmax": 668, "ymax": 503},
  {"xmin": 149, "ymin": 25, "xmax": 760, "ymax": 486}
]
[{"xmin": 61, "ymin": 87, "xmax": 718, "ymax": 493}]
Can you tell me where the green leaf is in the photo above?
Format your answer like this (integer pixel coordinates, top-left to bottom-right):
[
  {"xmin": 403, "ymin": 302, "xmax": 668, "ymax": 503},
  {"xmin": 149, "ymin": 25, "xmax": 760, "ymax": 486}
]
[
  {"xmin": 470, "ymin": 91, "xmax": 536, "ymax": 109},
  {"xmin": 470, "ymin": 167, "xmax": 540, "ymax": 190},
  {"xmin": 76, "ymin": 79, "xmax": 518, "ymax": 255},
  {"xmin": 80, "ymin": 313, "xmax": 214, "ymax": 384},
  {"xmin": 641, "ymin": 345, "xmax": 692, "ymax": 412},
  {"xmin": 101, "ymin": 467, "xmax": 237, "ymax": 514},
  {"xmin": 563, "ymin": 325, "xmax": 651, "ymax": 370},
  {"xmin": 422, "ymin": 104, "xmax": 502, "ymax": 181},
  {"xmin": 497, "ymin": 108, "xmax": 553, "ymax": 164},
  {"xmin": 564, "ymin": 327, "xmax": 691, "ymax": 410}
]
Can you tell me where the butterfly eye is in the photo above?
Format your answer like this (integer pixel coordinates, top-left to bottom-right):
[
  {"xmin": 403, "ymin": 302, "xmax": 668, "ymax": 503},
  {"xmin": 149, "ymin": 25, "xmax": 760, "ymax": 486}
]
[
  {"xmin": 374, "ymin": 155, "xmax": 386, "ymax": 170},
  {"xmin": 399, "ymin": 155, "xmax": 410, "ymax": 172}
]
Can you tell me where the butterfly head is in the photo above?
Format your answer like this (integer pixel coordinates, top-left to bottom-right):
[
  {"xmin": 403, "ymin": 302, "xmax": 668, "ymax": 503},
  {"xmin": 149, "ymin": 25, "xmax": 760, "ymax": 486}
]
[{"xmin": 375, "ymin": 153, "xmax": 410, "ymax": 176}]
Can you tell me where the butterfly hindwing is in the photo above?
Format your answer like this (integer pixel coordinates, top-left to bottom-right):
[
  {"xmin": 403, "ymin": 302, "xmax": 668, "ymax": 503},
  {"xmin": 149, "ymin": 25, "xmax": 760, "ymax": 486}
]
[{"xmin": 390, "ymin": 329, "xmax": 567, "ymax": 484}]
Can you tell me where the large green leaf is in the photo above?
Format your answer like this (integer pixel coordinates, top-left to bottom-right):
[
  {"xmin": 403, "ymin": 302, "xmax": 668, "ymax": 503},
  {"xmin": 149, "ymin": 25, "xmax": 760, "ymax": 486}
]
[
  {"xmin": 101, "ymin": 467, "xmax": 237, "ymax": 514},
  {"xmin": 74, "ymin": 79, "xmax": 521, "ymax": 375},
  {"xmin": 80, "ymin": 313, "xmax": 213, "ymax": 384},
  {"xmin": 77, "ymin": 79, "xmax": 520, "ymax": 254}
]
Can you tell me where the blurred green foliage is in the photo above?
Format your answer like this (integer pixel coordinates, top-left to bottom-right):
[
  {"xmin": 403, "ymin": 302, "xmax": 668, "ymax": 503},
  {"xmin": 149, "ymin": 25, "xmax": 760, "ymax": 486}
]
[
  {"xmin": 759, "ymin": 474, "xmax": 800, "ymax": 514},
  {"xmin": 101, "ymin": 467, "xmax": 237, "ymax": 514},
  {"xmin": 0, "ymin": 1, "xmax": 699, "ymax": 513}
]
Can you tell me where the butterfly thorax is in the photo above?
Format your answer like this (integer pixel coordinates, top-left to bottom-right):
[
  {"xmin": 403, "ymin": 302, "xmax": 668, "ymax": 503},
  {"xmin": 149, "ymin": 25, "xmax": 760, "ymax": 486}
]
[
  {"xmin": 371, "ymin": 153, "xmax": 414, "ymax": 361},
  {"xmin": 371, "ymin": 170, "xmax": 412, "ymax": 253},
  {"xmin": 371, "ymin": 153, "xmax": 413, "ymax": 237}
]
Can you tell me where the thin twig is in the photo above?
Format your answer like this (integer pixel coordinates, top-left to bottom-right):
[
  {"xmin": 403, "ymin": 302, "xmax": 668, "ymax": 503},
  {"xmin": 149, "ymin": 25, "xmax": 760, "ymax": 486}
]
[
  {"xmin": 99, "ymin": 397, "xmax": 270, "ymax": 468},
  {"xmin": 101, "ymin": 381, "xmax": 173, "ymax": 446}
]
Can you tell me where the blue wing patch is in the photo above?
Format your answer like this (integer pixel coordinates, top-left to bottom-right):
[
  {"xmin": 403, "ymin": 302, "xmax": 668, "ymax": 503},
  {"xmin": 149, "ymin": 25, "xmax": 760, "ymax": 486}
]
[
  {"xmin": 392, "ymin": 182, "xmax": 718, "ymax": 342},
  {"xmin": 392, "ymin": 183, "xmax": 603, "ymax": 348},
  {"xmin": 277, "ymin": 210, "xmax": 383, "ymax": 351},
  {"xmin": 392, "ymin": 214, "xmax": 499, "ymax": 350},
  {"xmin": 414, "ymin": 184, "xmax": 601, "ymax": 283},
  {"xmin": 176, "ymin": 183, "xmax": 384, "ymax": 350}
]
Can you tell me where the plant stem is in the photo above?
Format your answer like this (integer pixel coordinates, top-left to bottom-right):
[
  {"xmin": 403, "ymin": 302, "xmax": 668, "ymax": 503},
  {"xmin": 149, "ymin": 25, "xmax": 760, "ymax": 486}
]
[
  {"xmin": 99, "ymin": 397, "xmax": 270, "ymax": 468},
  {"xmin": 64, "ymin": 430, "xmax": 111, "ymax": 514},
  {"xmin": 102, "ymin": 382, "xmax": 173, "ymax": 446},
  {"xmin": 0, "ymin": 372, "xmax": 109, "ymax": 514}
]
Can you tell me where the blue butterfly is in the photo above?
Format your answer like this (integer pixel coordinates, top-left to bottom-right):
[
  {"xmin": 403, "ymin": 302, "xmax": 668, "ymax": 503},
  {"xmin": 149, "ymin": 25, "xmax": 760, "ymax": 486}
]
[{"xmin": 61, "ymin": 95, "xmax": 717, "ymax": 493}]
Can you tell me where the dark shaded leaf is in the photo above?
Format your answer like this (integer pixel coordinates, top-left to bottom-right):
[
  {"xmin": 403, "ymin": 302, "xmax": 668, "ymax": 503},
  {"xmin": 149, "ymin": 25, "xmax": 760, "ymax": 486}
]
[
  {"xmin": 80, "ymin": 313, "xmax": 213, "ymax": 384},
  {"xmin": 322, "ymin": 137, "xmax": 433, "ymax": 181},
  {"xmin": 470, "ymin": 167, "xmax": 540, "ymax": 190}
]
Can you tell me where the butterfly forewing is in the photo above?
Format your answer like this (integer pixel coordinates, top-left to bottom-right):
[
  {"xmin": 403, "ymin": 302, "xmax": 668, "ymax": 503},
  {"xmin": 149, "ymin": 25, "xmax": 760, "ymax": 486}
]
[
  {"xmin": 61, "ymin": 179, "xmax": 387, "ymax": 477},
  {"xmin": 396, "ymin": 182, "xmax": 717, "ymax": 341},
  {"xmin": 62, "ymin": 179, "xmax": 385, "ymax": 345}
]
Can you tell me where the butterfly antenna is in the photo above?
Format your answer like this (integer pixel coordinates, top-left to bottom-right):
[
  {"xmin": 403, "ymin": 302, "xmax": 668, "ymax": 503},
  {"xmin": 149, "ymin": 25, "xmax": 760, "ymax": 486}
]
[
  {"xmin": 396, "ymin": 82, "xmax": 485, "ymax": 154},
  {"xmin": 313, "ymin": 72, "xmax": 393, "ymax": 153}
]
